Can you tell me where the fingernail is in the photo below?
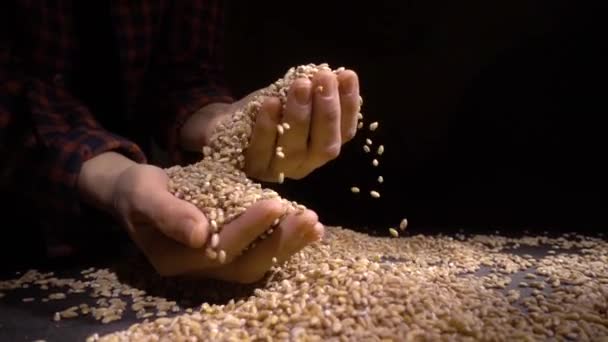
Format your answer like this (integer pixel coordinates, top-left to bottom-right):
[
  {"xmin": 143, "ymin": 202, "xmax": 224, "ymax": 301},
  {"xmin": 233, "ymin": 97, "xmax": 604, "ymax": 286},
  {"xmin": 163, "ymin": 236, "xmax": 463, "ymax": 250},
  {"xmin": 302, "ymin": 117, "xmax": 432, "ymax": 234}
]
[
  {"xmin": 340, "ymin": 76, "xmax": 356, "ymax": 96},
  {"xmin": 307, "ymin": 222, "xmax": 325, "ymax": 242},
  {"xmin": 295, "ymin": 85, "xmax": 311, "ymax": 105}
]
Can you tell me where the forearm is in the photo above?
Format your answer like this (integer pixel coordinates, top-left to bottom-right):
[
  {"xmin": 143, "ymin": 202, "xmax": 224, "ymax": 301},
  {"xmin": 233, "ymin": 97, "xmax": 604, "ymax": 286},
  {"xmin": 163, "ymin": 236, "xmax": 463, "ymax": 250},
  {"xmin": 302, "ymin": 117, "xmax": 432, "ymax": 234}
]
[
  {"xmin": 77, "ymin": 152, "xmax": 138, "ymax": 216},
  {"xmin": 179, "ymin": 90, "xmax": 262, "ymax": 153}
]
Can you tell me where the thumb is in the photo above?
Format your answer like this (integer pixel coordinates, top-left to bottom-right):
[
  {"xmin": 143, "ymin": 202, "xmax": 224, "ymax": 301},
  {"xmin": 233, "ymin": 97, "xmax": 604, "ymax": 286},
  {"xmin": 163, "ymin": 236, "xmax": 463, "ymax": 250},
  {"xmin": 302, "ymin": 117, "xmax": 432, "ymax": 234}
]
[{"xmin": 143, "ymin": 190, "xmax": 210, "ymax": 249}]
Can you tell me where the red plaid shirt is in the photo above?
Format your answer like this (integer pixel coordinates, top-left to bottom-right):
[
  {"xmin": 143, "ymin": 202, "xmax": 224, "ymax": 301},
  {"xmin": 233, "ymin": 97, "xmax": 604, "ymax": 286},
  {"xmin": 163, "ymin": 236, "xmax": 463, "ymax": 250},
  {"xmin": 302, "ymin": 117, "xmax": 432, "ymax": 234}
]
[{"xmin": 1, "ymin": 1, "xmax": 233, "ymax": 248}]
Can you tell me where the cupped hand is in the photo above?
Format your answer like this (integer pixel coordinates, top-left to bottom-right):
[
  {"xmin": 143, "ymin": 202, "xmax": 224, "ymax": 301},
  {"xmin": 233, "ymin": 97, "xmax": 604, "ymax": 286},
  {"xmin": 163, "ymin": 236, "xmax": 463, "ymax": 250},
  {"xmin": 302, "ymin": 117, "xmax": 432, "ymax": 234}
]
[
  {"xmin": 112, "ymin": 164, "xmax": 324, "ymax": 283},
  {"xmin": 245, "ymin": 70, "xmax": 361, "ymax": 182}
]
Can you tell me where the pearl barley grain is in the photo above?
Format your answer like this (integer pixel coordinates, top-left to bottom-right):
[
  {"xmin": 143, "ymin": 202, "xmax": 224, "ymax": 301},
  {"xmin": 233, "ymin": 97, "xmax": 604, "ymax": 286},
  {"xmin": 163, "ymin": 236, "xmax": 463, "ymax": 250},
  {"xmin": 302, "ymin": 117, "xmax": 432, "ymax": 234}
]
[
  {"xmin": 370, "ymin": 190, "xmax": 380, "ymax": 198},
  {"xmin": 369, "ymin": 122, "xmax": 379, "ymax": 131},
  {"xmin": 351, "ymin": 187, "xmax": 360, "ymax": 194}
]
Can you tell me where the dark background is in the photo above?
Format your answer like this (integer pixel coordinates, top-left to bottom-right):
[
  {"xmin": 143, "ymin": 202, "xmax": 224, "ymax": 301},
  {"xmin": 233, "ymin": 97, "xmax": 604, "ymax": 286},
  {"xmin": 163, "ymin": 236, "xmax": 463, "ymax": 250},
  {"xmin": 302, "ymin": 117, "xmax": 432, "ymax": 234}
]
[
  {"xmin": 2, "ymin": 0, "xmax": 606, "ymax": 271},
  {"xmin": 222, "ymin": 0, "xmax": 606, "ymax": 235}
]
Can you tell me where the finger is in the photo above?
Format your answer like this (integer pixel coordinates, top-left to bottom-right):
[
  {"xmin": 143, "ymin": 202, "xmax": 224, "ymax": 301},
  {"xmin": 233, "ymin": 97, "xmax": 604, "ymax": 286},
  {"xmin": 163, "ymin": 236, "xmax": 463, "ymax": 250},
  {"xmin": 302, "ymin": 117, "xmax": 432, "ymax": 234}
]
[
  {"xmin": 245, "ymin": 97, "xmax": 281, "ymax": 181},
  {"xmin": 205, "ymin": 210, "xmax": 324, "ymax": 284},
  {"xmin": 139, "ymin": 189, "xmax": 210, "ymax": 249},
  {"xmin": 299, "ymin": 71, "xmax": 342, "ymax": 177},
  {"xmin": 212, "ymin": 199, "xmax": 285, "ymax": 263},
  {"xmin": 337, "ymin": 70, "xmax": 360, "ymax": 142},
  {"xmin": 272, "ymin": 78, "xmax": 312, "ymax": 178}
]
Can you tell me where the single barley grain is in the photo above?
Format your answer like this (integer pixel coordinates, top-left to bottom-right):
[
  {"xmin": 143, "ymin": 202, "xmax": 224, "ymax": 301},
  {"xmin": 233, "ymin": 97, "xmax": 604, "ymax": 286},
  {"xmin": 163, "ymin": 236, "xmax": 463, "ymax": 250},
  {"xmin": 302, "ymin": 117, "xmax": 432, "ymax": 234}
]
[
  {"xmin": 210, "ymin": 234, "xmax": 220, "ymax": 249},
  {"xmin": 369, "ymin": 122, "xmax": 379, "ymax": 131},
  {"xmin": 370, "ymin": 190, "xmax": 380, "ymax": 198},
  {"xmin": 218, "ymin": 250, "xmax": 227, "ymax": 264},
  {"xmin": 389, "ymin": 228, "xmax": 399, "ymax": 238},
  {"xmin": 206, "ymin": 249, "xmax": 217, "ymax": 260},
  {"xmin": 399, "ymin": 218, "xmax": 408, "ymax": 231},
  {"xmin": 350, "ymin": 187, "xmax": 360, "ymax": 194},
  {"xmin": 372, "ymin": 159, "xmax": 379, "ymax": 167},
  {"xmin": 377, "ymin": 176, "xmax": 384, "ymax": 183}
]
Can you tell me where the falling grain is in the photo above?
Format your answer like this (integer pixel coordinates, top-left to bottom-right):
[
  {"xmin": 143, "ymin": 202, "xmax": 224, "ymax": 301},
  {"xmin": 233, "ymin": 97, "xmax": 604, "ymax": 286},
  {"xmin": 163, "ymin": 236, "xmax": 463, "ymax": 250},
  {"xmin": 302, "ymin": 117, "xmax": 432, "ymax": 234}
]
[{"xmin": 389, "ymin": 228, "xmax": 399, "ymax": 238}]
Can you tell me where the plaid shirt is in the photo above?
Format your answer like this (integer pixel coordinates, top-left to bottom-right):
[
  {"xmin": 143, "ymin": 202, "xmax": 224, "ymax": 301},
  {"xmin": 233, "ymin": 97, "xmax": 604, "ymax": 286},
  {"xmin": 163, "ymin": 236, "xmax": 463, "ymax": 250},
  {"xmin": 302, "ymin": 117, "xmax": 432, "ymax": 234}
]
[{"xmin": 1, "ymin": 0, "xmax": 233, "ymax": 249}]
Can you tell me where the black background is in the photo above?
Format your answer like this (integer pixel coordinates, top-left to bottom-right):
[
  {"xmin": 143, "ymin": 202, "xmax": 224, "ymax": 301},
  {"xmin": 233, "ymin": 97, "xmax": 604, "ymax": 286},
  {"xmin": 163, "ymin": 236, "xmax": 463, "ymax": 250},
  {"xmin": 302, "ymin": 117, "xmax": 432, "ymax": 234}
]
[
  {"xmin": 2, "ymin": 0, "xmax": 607, "ymax": 271},
  {"xmin": 222, "ymin": 0, "xmax": 606, "ymax": 235}
]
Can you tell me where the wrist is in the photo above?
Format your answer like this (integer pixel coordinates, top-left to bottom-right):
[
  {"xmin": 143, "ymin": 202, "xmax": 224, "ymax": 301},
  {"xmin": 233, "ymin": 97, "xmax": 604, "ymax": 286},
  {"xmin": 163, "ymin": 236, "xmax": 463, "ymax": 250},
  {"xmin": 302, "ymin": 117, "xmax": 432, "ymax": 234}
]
[
  {"xmin": 179, "ymin": 102, "xmax": 233, "ymax": 153},
  {"xmin": 77, "ymin": 152, "xmax": 138, "ymax": 216}
]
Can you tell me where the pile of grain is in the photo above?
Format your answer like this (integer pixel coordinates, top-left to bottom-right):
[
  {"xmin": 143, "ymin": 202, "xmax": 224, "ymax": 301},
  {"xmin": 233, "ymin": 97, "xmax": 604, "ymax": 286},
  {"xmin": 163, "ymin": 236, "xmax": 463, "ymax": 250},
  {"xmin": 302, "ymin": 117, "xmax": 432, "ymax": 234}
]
[
  {"xmin": 2, "ymin": 228, "xmax": 607, "ymax": 340},
  {"xmin": 87, "ymin": 227, "xmax": 605, "ymax": 341}
]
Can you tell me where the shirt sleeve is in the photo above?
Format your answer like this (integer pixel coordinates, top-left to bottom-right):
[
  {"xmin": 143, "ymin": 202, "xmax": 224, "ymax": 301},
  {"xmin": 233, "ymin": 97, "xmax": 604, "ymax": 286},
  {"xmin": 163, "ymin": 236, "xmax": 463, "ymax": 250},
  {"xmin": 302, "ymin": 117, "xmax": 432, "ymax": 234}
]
[
  {"xmin": 146, "ymin": 0, "xmax": 235, "ymax": 166},
  {"xmin": 1, "ymin": 74, "xmax": 147, "ymax": 226}
]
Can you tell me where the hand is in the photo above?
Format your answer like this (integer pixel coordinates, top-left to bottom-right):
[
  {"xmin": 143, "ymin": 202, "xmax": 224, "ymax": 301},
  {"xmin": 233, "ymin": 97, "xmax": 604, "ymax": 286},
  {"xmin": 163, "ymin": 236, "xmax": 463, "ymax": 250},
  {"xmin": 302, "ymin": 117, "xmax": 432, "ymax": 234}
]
[
  {"xmin": 112, "ymin": 164, "xmax": 324, "ymax": 283},
  {"xmin": 245, "ymin": 70, "xmax": 361, "ymax": 181},
  {"xmin": 179, "ymin": 70, "xmax": 361, "ymax": 182}
]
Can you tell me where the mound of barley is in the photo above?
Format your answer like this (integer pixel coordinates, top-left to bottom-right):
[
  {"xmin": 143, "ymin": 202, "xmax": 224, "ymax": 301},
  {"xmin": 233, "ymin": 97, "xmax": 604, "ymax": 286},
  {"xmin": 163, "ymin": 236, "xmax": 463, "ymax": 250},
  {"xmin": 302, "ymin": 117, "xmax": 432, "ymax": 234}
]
[
  {"xmin": 91, "ymin": 227, "xmax": 608, "ymax": 341},
  {"xmin": 166, "ymin": 64, "xmax": 355, "ymax": 252}
]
